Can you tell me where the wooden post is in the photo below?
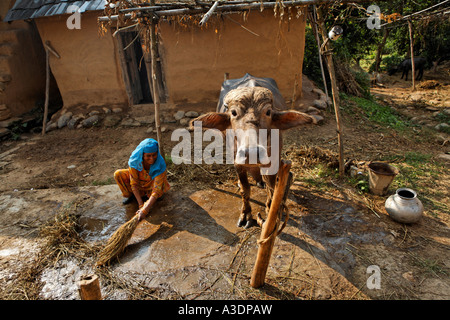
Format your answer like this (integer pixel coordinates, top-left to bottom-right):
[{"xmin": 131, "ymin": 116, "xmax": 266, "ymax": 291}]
[
  {"xmin": 408, "ymin": 19, "xmax": 416, "ymax": 91},
  {"xmin": 311, "ymin": 6, "xmax": 329, "ymax": 106},
  {"xmin": 78, "ymin": 274, "xmax": 102, "ymax": 300},
  {"xmin": 316, "ymin": 8, "xmax": 344, "ymax": 177},
  {"xmin": 149, "ymin": 3, "xmax": 165, "ymax": 158},
  {"xmin": 41, "ymin": 41, "xmax": 60, "ymax": 135},
  {"xmin": 250, "ymin": 160, "xmax": 292, "ymax": 288}
]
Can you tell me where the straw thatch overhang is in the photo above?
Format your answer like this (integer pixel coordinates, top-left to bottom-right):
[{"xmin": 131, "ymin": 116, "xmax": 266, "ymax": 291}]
[{"xmin": 98, "ymin": 0, "xmax": 377, "ymax": 24}]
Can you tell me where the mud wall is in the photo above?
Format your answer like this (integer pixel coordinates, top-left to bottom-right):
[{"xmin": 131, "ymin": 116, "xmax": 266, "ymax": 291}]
[
  {"xmin": 159, "ymin": 9, "xmax": 307, "ymax": 106},
  {"xmin": 34, "ymin": 11, "xmax": 128, "ymax": 111},
  {"xmin": 0, "ymin": 0, "xmax": 47, "ymax": 119}
]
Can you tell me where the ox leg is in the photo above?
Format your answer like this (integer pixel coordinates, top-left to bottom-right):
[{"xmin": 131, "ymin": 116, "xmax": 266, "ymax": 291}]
[
  {"xmin": 257, "ymin": 172, "xmax": 293, "ymax": 228},
  {"xmin": 236, "ymin": 168, "xmax": 253, "ymax": 228},
  {"xmin": 249, "ymin": 167, "xmax": 265, "ymax": 189},
  {"xmin": 256, "ymin": 174, "xmax": 276, "ymax": 227}
]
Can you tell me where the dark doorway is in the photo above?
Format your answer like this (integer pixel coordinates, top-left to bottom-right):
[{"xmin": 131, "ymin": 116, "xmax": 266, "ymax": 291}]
[{"xmin": 117, "ymin": 31, "xmax": 152, "ymax": 105}]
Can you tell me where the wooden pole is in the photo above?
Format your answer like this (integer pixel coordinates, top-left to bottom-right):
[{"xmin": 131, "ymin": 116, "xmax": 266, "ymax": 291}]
[
  {"xmin": 78, "ymin": 274, "xmax": 102, "ymax": 300},
  {"xmin": 311, "ymin": 6, "xmax": 329, "ymax": 105},
  {"xmin": 250, "ymin": 160, "xmax": 292, "ymax": 288},
  {"xmin": 149, "ymin": 3, "xmax": 165, "ymax": 158},
  {"xmin": 316, "ymin": 7, "xmax": 344, "ymax": 177},
  {"xmin": 408, "ymin": 19, "xmax": 416, "ymax": 91}
]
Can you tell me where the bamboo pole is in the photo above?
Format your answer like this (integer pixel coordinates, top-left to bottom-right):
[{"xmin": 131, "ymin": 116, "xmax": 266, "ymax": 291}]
[
  {"xmin": 78, "ymin": 274, "xmax": 102, "ymax": 300},
  {"xmin": 408, "ymin": 19, "xmax": 416, "ymax": 91},
  {"xmin": 149, "ymin": 1, "xmax": 165, "ymax": 158},
  {"xmin": 250, "ymin": 160, "xmax": 292, "ymax": 288},
  {"xmin": 316, "ymin": 8, "xmax": 344, "ymax": 177}
]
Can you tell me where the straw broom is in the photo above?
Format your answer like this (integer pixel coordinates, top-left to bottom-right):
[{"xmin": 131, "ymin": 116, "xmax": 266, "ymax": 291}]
[{"xmin": 96, "ymin": 215, "xmax": 140, "ymax": 267}]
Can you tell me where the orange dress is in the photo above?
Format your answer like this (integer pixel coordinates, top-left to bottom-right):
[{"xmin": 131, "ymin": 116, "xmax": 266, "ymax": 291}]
[{"xmin": 114, "ymin": 167, "xmax": 170, "ymax": 199}]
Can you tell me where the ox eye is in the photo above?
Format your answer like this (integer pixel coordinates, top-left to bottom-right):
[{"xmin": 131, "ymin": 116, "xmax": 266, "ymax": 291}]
[
  {"xmin": 231, "ymin": 110, "xmax": 237, "ymax": 117},
  {"xmin": 266, "ymin": 109, "xmax": 271, "ymax": 116}
]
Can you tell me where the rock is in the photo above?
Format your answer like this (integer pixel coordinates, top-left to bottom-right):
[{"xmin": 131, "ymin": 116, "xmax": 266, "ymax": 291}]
[
  {"xmin": 135, "ymin": 115, "xmax": 155, "ymax": 125},
  {"xmin": 409, "ymin": 93, "xmax": 423, "ymax": 102},
  {"xmin": 435, "ymin": 123, "xmax": 449, "ymax": 132},
  {"xmin": 146, "ymin": 127, "xmax": 154, "ymax": 133},
  {"xmin": 426, "ymin": 106, "xmax": 439, "ymax": 112},
  {"xmin": 120, "ymin": 118, "xmax": 140, "ymax": 127},
  {"xmin": 57, "ymin": 112, "xmax": 73, "ymax": 129},
  {"xmin": 112, "ymin": 107, "xmax": 123, "ymax": 113},
  {"xmin": 88, "ymin": 110, "xmax": 100, "ymax": 117},
  {"xmin": 437, "ymin": 153, "xmax": 450, "ymax": 161},
  {"xmin": 436, "ymin": 135, "xmax": 449, "ymax": 145},
  {"xmin": 67, "ymin": 165, "xmax": 76, "ymax": 169},
  {"xmin": 310, "ymin": 114, "xmax": 324, "ymax": 124},
  {"xmin": 307, "ymin": 106, "xmax": 321, "ymax": 114},
  {"xmin": 179, "ymin": 118, "xmax": 190, "ymax": 126},
  {"xmin": 313, "ymin": 99, "xmax": 327, "ymax": 110},
  {"xmin": 185, "ymin": 111, "xmax": 199, "ymax": 118},
  {"xmin": 161, "ymin": 126, "xmax": 167, "ymax": 133},
  {"xmin": 102, "ymin": 107, "xmax": 111, "ymax": 114},
  {"xmin": 163, "ymin": 116, "xmax": 177, "ymax": 124},
  {"xmin": 0, "ymin": 117, "xmax": 22, "ymax": 128},
  {"xmin": 45, "ymin": 122, "xmax": 57, "ymax": 132},
  {"xmin": 103, "ymin": 115, "xmax": 122, "ymax": 127},
  {"xmin": 67, "ymin": 116, "xmax": 82, "ymax": 129},
  {"xmin": 312, "ymin": 88, "xmax": 325, "ymax": 96},
  {"xmin": 0, "ymin": 127, "xmax": 10, "ymax": 138},
  {"xmin": 443, "ymin": 109, "xmax": 450, "ymax": 116},
  {"xmin": 174, "ymin": 110, "xmax": 185, "ymax": 120},
  {"xmin": 81, "ymin": 115, "xmax": 100, "ymax": 128}
]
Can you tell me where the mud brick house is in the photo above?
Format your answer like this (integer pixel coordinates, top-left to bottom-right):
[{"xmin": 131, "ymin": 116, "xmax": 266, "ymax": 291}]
[
  {"xmin": 4, "ymin": 0, "xmax": 307, "ymax": 118},
  {"xmin": 0, "ymin": 0, "xmax": 48, "ymax": 122}
]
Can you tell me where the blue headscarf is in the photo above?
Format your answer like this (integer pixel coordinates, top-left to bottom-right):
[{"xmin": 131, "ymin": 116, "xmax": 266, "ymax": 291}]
[{"xmin": 128, "ymin": 138, "xmax": 166, "ymax": 179}]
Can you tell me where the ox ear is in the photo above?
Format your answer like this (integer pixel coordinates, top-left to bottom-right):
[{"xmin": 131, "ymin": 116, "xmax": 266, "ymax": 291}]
[
  {"xmin": 189, "ymin": 112, "xmax": 231, "ymax": 131},
  {"xmin": 271, "ymin": 110, "xmax": 317, "ymax": 130}
]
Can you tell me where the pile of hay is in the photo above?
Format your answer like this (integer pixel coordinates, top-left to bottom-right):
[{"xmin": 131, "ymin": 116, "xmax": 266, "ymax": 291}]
[
  {"xmin": 417, "ymin": 80, "xmax": 440, "ymax": 90},
  {"xmin": 285, "ymin": 145, "xmax": 339, "ymax": 169}
]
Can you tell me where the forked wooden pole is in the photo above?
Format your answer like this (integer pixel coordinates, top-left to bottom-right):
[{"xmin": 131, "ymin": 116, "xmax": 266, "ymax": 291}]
[
  {"xmin": 316, "ymin": 8, "xmax": 344, "ymax": 177},
  {"xmin": 250, "ymin": 160, "xmax": 292, "ymax": 288},
  {"xmin": 150, "ymin": 0, "xmax": 165, "ymax": 158},
  {"xmin": 78, "ymin": 274, "xmax": 102, "ymax": 300}
]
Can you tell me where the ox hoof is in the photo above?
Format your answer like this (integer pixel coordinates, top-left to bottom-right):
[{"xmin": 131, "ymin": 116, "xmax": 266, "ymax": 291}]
[
  {"xmin": 237, "ymin": 218, "xmax": 246, "ymax": 228},
  {"xmin": 256, "ymin": 181, "xmax": 265, "ymax": 189},
  {"xmin": 244, "ymin": 219, "xmax": 257, "ymax": 229}
]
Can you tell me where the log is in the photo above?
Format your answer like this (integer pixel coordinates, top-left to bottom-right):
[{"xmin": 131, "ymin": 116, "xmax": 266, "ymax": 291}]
[
  {"xmin": 250, "ymin": 160, "xmax": 292, "ymax": 288},
  {"xmin": 78, "ymin": 274, "xmax": 102, "ymax": 300}
]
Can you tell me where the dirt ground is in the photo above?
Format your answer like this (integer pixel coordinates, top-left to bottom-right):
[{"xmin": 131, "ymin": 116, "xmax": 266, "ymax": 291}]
[{"xmin": 0, "ymin": 67, "xmax": 449, "ymax": 300}]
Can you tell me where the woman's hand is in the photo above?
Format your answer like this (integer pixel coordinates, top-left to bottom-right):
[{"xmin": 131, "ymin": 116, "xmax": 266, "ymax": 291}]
[{"xmin": 136, "ymin": 206, "xmax": 148, "ymax": 221}]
